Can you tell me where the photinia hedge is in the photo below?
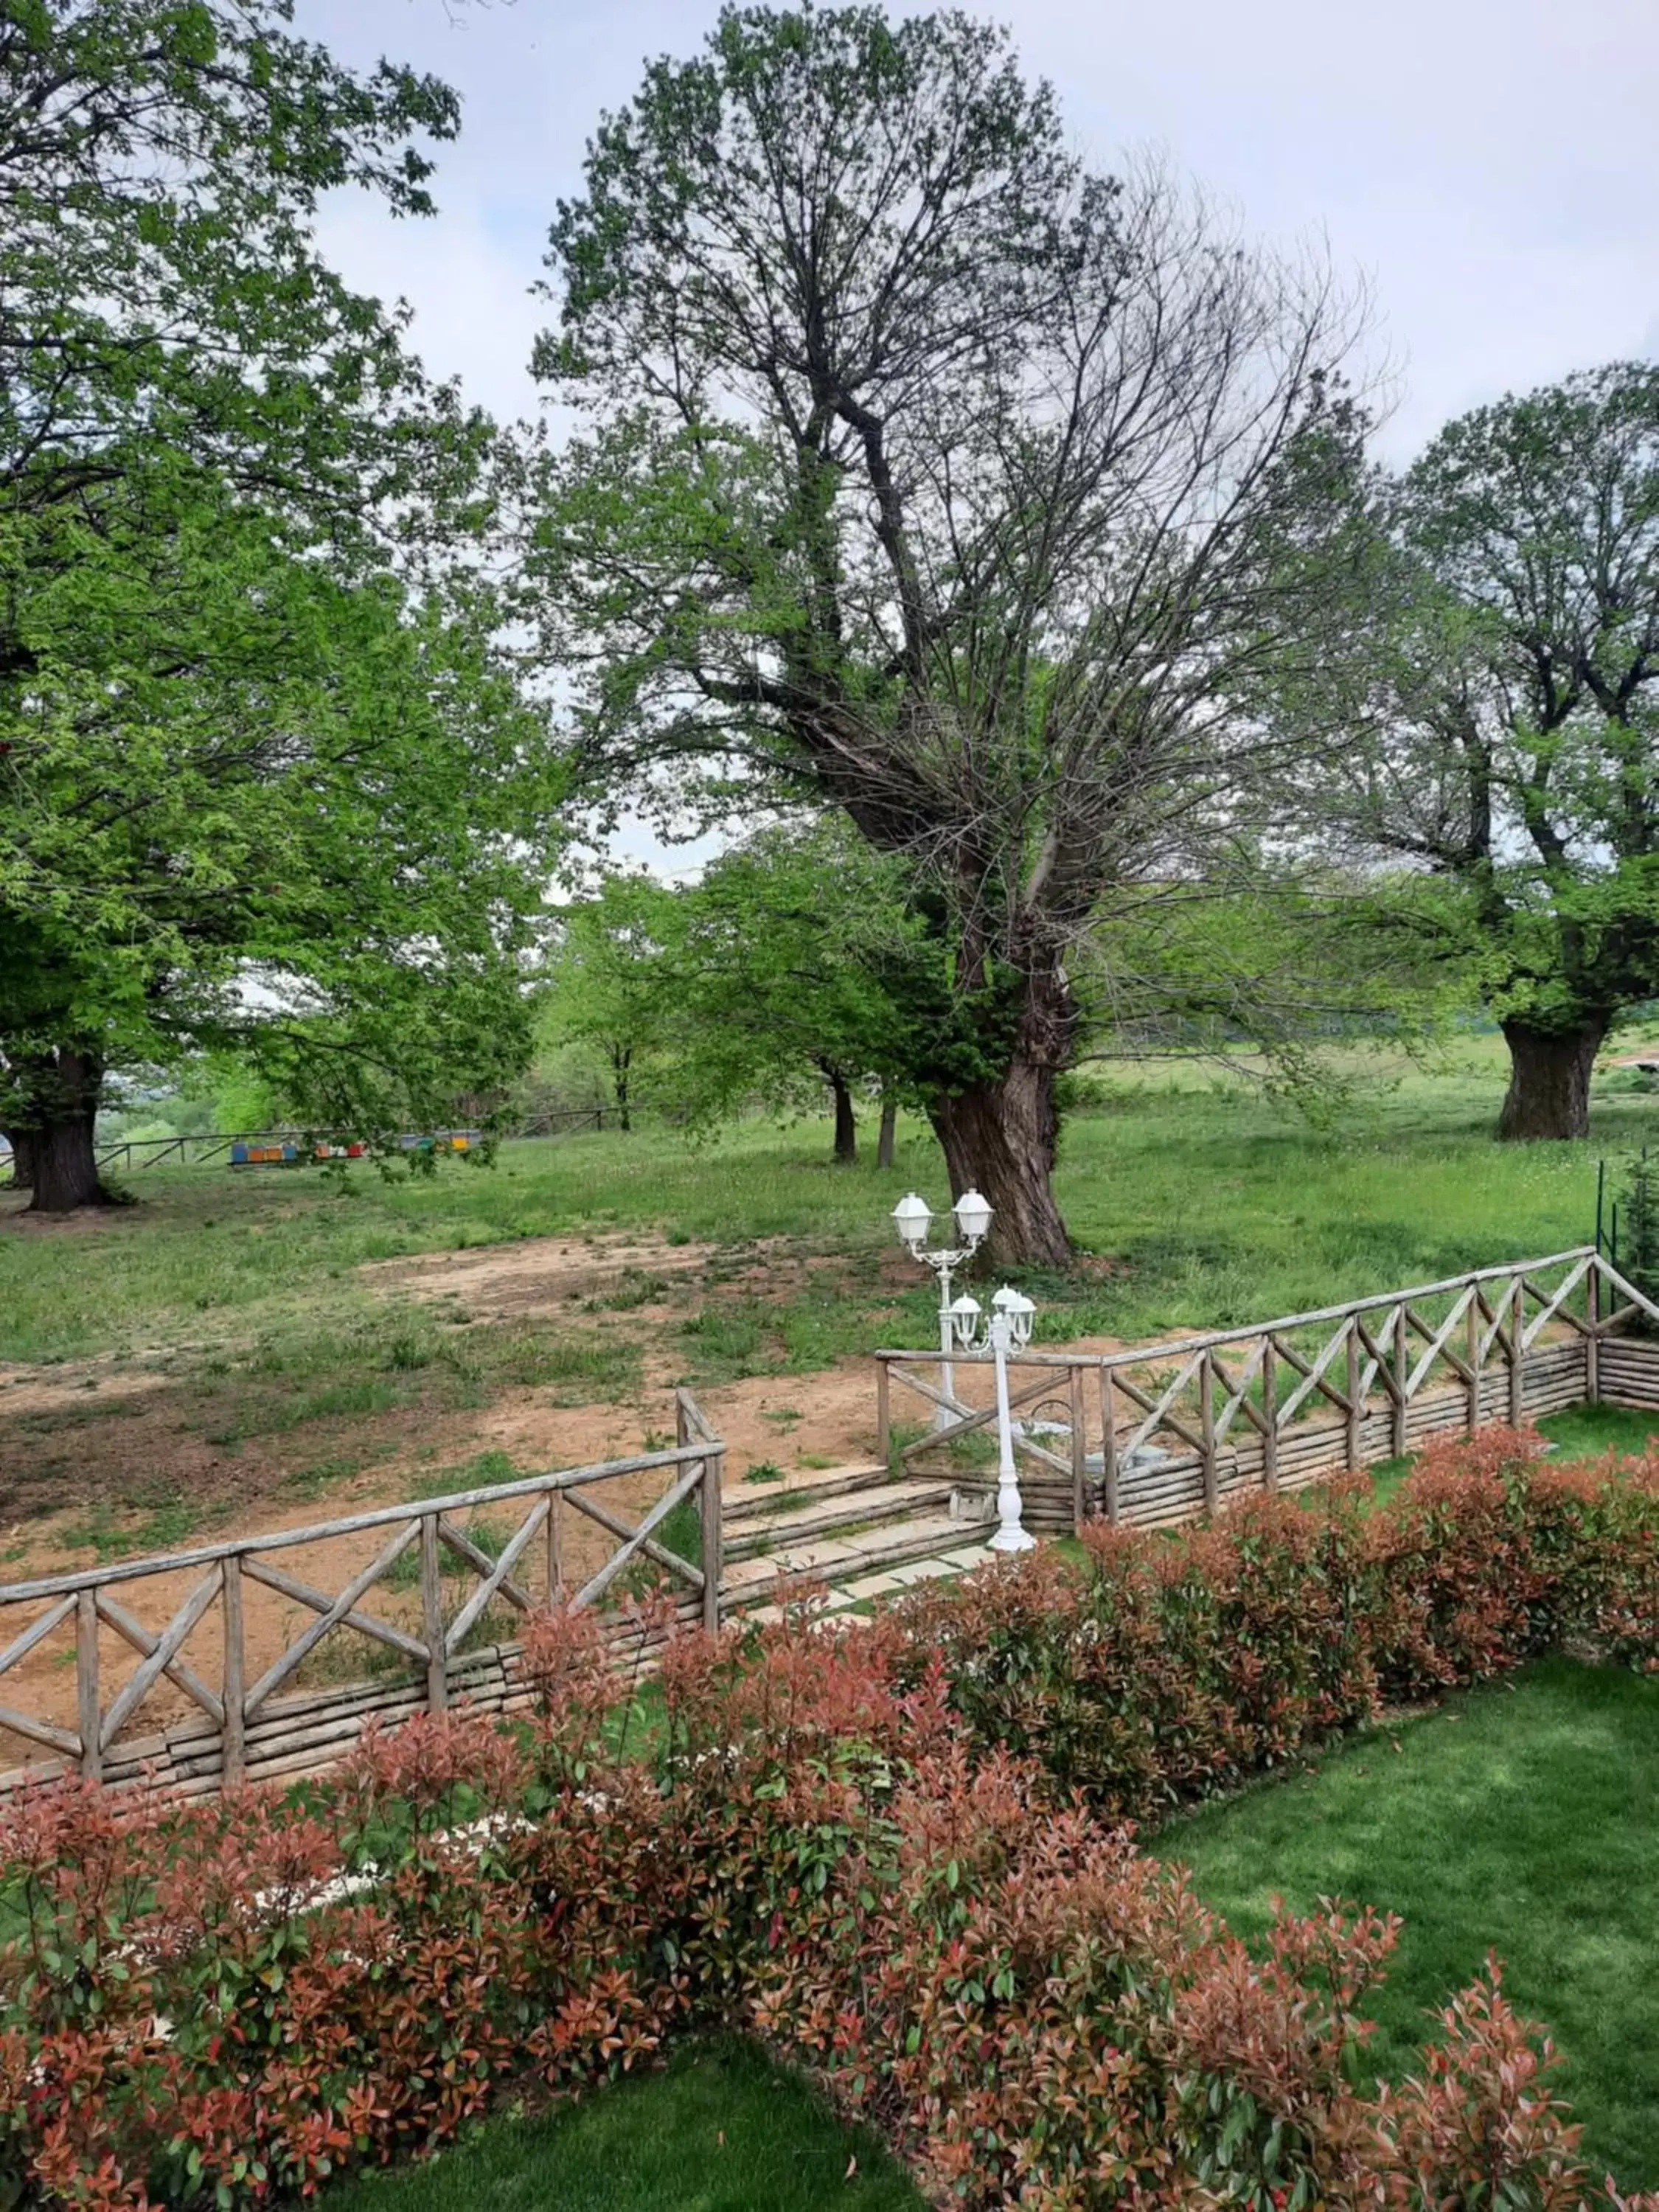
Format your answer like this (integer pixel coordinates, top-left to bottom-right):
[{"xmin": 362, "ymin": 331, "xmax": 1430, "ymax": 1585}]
[
  {"xmin": 894, "ymin": 1426, "xmax": 1659, "ymax": 1823},
  {"xmin": 1, "ymin": 1428, "xmax": 1655, "ymax": 2210}
]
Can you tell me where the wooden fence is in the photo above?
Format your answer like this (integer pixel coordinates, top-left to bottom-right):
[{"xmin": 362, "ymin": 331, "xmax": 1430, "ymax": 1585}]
[
  {"xmin": 0, "ymin": 1113, "xmax": 624, "ymax": 1185},
  {"xmin": 877, "ymin": 1246, "xmax": 1659, "ymax": 1534},
  {"xmin": 0, "ymin": 1401, "xmax": 724, "ymax": 1797}
]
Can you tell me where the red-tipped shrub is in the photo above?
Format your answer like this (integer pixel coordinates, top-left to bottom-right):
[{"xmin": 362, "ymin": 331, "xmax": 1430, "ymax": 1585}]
[
  {"xmin": 0, "ymin": 1427, "xmax": 1650, "ymax": 2208},
  {"xmin": 894, "ymin": 1426, "xmax": 1659, "ymax": 1825}
]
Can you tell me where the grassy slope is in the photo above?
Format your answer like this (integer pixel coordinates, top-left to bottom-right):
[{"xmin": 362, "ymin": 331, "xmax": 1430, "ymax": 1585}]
[
  {"xmin": 323, "ymin": 2037, "xmax": 925, "ymax": 2212},
  {"xmin": 1160, "ymin": 1658, "xmax": 1659, "ymax": 2187},
  {"xmin": 7, "ymin": 1046, "xmax": 1659, "ymax": 1368}
]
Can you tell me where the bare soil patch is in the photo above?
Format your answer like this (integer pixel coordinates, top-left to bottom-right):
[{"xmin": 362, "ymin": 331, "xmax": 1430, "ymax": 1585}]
[
  {"xmin": 0, "ymin": 1352, "xmax": 903, "ymax": 1767},
  {"xmin": 0, "ymin": 1190, "xmax": 151, "ymax": 1237},
  {"xmin": 359, "ymin": 1232, "xmax": 719, "ymax": 1321}
]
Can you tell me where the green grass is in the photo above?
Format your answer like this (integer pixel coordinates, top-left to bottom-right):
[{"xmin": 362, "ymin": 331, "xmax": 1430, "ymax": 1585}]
[
  {"xmin": 7, "ymin": 1044, "xmax": 1656, "ymax": 1371},
  {"xmin": 1160, "ymin": 1658, "xmax": 1659, "ymax": 2186},
  {"xmin": 321, "ymin": 2037, "xmax": 925, "ymax": 2212},
  {"xmin": 55, "ymin": 1490, "xmax": 220, "ymax": 1561}
]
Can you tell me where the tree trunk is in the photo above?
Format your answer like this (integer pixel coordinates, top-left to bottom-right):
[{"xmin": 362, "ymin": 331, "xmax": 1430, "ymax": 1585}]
[
  {"xmin": 612, "ymin": 1045, "xmax": 632, "ymax": 1133},
  {"xmin": 822, "ymin": 1064, "xmax": 858, "ymax": 1165},
  {"xmin": 2, "ymin": 1127, "xmax": 35, "ymax": 1192},
  {"xmin": 1497, "ymin": 1016, "xmax": 1608, "ymax": 1141},
  {"xmin": 931, "ymin": 1057, "xmax": 1071, "ymax": 1268},
  {"xmin": 23, "ymin": 1051, "xmax": 111, "ymax": 1214},
  {"xmin": 877, "ymin": 1089, "xmax": 897, "ymax": 1169}
]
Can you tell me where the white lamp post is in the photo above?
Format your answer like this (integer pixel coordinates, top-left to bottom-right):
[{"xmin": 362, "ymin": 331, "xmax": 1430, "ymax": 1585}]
[
  {"xmin": 891, "ymin": 1188, "xmax": 992, "ymax": 1429},
  {"xmin": 945, "ymin": 1284, "xmax": 1037, "ymax": 1553}
]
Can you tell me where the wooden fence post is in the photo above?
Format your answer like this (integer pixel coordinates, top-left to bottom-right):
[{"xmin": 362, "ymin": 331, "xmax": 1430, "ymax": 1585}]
[
  {"xmin": 1392, "ymin": 1302, "xmax": 1409, "ymax": 1458},
  {"xmin": 1200, "ymin": 1352, "xmax": 1218, "ymax": 1513},
  {"xmin": 222, "ymin": 1556, "xmax": 246, "ymax": 1786},
  {"xmin": 1346, "ymin": 1320, "xmax": 1363, "ymax": 1468},
  {"xmin": 876, "ymin": 1358, "xmax": 891, "ymax": 1469},
  {"xmin": 1508, "ymin": 1278, "xmax": 1525, "ymax": 1425},
  {"xmin": 1261, "ymin": 1339, "xmax": 1279, "ymax": 1492},
  {"xmin": 77, "ymin": 1590, "xmax": 100, "ymax": 1782},
  {"xmin": 702, "ymin": 1447, "xmax": 725, "ymax": 1632},
  {"xmin": 1099, "ymin": 1368, "xmax": 1120, "ymax": 1523},
  {"xmin": 546, "ymin": 1492, "xmax": 562, "ymax": 1602},
  {"xmin": 1587, "ymin": 1262, "xmax": 1601, "ymax": 1403},
  {"xmin": 1068, "ymin": 1364, "xmax": 1088, "ymax": 1530},
  {"xmin": 420, "ymin": 1514, "xmax": 447, "ymax": 1713},
  {"xmin": 1467, "ymin": 1285, "xmax": 1482, "ymax": 1432}
]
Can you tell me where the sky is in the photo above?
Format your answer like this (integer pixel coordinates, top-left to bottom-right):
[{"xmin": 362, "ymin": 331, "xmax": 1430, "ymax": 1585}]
[
  {"xmin": 290, "ymin": 0, "xmax": 1659, "ymax": 866},
  {"xmin": 295, "ymin": 0, "xmax": 1659, "ymax": 462}
]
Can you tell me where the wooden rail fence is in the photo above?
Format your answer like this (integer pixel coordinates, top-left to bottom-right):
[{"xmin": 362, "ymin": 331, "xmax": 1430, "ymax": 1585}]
[
  {"xmin": 0, "ymin": 1398, "xmax": 724, "ymax": 1797},
  {"xmin": 877, "ymin": 1246, "xmax": 1659, "ymax": 1534},
  {"xmin": 0, "ymin": 1113, "xmax": 626, "ymax": 1184}
]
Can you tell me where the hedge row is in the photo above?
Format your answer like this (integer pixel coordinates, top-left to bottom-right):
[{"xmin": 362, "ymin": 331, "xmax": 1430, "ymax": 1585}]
[
  {"xmin": 891, "ymin": 1423, "xmax": 1659, "ymax": 1823},
  {"xmin": 0, "ymin": 1428, "xmax": 1655, "ymax": 2210}
]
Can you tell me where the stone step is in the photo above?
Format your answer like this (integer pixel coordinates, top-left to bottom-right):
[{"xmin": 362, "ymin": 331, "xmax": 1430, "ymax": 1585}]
[
  {"xmin": 723, "ymin": 1511, "xmax": 984, "ymax": 1607},
  {"xmin": 724, "ymin": 1478, "xmax": 955, "ymax": 1560},
  {"xmin": 723, "ymin": 1462, "xmax": 888, "ymax": 1524},
  {"xmin": 740, "ymin": 1544, "xmax": 996, "ymax": 1628}
]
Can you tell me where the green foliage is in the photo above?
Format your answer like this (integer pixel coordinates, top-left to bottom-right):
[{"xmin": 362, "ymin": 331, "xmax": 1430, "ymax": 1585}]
[
  {"xmin": 669, "ymin": 822, "xmax": 1007, "ymax": 1131},
  {"xmin": 1312, "ymin": 362, "xmax": 1659, "ymax": 1120},
  {"xmin": 538, "ymin": 824, "xmax": 1012, "ymax": 1148},
  {"xmin": 539, "ymin": 873, "xmax": 686, "ymax": 1127},
  {"xmin": 0, "ymin": 1, "xmax": 559, "ymax": 1176},
  {"xmin": 522, "ymin": 3, "xmax": 1373, "ymax": 1256},
  {"xmin": 1618, "ymin": 1148, "xmax": 1659, "ymax": 1329}
]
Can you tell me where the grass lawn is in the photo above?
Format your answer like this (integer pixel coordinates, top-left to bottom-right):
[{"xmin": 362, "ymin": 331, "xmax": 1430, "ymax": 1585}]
[
  {"xmin": 1160, "ymin": 1657, "xmax": 1659, "ymax": 2187},
  {"xmin": 322, "ymin": 2037, "xmax": 925, "ymax": 2212},
  {"xmin": 6, "ymin": 1043, "xmax": 1659, "ymax": 1369},
  {"xmin": 7, "ymin": 1042, "xmax": 1658, "ymax": 1557}
]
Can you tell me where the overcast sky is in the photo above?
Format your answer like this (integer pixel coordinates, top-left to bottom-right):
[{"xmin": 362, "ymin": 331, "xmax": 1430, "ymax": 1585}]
[{"xmin": 295, "ymin": 0, "xmax": 1659, "ymax": 463}]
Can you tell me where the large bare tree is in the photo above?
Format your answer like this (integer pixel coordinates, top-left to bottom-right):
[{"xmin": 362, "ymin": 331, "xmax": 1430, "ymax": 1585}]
[{"xmin": 524, "ymin": 2, "xmax": 1371, "ymax": 1263}]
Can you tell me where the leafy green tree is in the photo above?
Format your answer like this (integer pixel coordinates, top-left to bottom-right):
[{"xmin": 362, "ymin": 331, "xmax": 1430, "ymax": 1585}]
[
  {"xmin": 1317, "ymin": 364, "xmax": 1659, "ymax": 1140},
  {"xmin": 1, "ymin": 490, "xmax": 557, "ymax": 1208},
  {"xmin": 667, "ymin": 823, "xmax": 942, "ymax": 1165},
  {"xmin": 1, "ymin": 0, "xmax": 482, "ymax": 558},
  {"xmin": 522, "ymin": 3, "xmax": 1370, "ymax": 1262},
  {"xmin": 541, "ymin": 873, "xmax": 686, "ymax": 1131},
  {"xmin": 0, "ymin": 1, "xmax": 546, "ymax": 1208},
  {"xmin": 1068, "ymin": 867, "xmax": 1463, "ymax": 1107}
]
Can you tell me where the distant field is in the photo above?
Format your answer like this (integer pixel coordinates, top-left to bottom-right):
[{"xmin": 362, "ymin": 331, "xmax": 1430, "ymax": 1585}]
[
  {"xmin": 4, "ymin": 1042, "xmax": 1657, "ymax": 1367},
  {"xmin": 3, "ymin": 1043, "xmax": 1656, "ymax": 1564}
]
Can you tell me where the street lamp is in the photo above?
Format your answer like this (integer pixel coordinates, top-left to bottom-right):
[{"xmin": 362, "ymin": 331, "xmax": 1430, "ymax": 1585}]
[
  {"xmin": 945, "ymin": 1284, "xmax": 1037, "ymax": 1552},
  {"xmin": 892, "ymin": 1188, "xmax": 992, "ymax": 1428}
]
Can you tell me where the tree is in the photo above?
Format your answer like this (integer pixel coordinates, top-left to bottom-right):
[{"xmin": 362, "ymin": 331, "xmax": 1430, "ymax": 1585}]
[
  {"xmin": 542, "ymin": 873, "xmax": 686, "ymax": 1130},
  {"xmin": 1315, "ymin": 364, "xmax": 1659, "ymax": 1141},
  {"xmin": 1, "ymin": 487, "xmax": 557, "ymax": 1209},
  {"xmin": 1, "ymin": 1, "xmax": 539, "ymax": 1208},
  {"xmin": 669, "ymin": 822, "xmax": 939, "ymax": 1165},
  {"xmin": 523, "ymin": 2, "xmax": 1370, "ymax": 1263}
]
